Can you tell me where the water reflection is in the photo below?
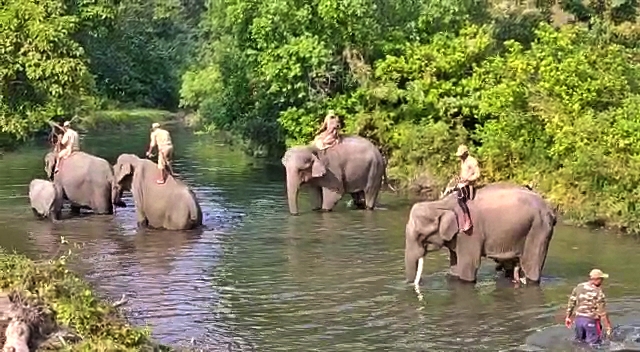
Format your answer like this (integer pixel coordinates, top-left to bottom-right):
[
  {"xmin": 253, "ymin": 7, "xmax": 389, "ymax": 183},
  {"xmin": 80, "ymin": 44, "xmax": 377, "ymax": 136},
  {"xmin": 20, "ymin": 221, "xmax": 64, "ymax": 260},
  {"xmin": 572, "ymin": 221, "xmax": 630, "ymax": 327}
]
[{"xmin": 1, "ymin": 128, "xmax": 640, "ymax": 350}]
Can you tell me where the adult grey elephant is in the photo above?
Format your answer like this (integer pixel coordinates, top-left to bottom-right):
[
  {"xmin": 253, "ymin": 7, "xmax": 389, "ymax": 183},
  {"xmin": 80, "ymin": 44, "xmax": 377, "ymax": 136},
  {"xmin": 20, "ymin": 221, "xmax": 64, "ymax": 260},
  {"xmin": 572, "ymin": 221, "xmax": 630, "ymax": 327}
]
[
  {"xmin": 113, "ymin": 154, "xmax": 202, "ymax": 230},
  {"xmin": 281, "ymin": 135, "xmax": 387, "ymax": 215},
  {"xmin": 29, "ymin": 179, "xmax": 63, "ymax": 220},
  {"xmin": 44, "ymin": 151, "xmax": 123, "ymax": 214},
  {"xmin": 405, "ymin": 183, "xmax": 556, "ymax": 285}
]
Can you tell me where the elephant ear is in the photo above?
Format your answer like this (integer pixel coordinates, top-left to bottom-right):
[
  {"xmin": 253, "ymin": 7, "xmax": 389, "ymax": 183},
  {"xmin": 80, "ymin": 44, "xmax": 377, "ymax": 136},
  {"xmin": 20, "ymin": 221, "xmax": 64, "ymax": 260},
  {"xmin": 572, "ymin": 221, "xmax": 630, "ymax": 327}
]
[
  {"xmin": 116, "ymin": 162, "xmax": 133, "ymax": 184},
  {"xmin": 310, "ymin": 153, "xmax": 326, "ymax": 178},
  {"xmin": 438, "ymin": 210, "xmax": 459, "ymax": 242}
]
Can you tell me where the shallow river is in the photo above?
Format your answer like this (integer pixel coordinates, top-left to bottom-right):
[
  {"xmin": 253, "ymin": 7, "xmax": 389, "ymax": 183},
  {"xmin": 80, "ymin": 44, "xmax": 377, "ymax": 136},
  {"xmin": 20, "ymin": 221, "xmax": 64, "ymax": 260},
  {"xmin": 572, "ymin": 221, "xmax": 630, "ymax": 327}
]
[{"xmin": 1, "ymin": 124, "xmax": 639, "ymax": 351}]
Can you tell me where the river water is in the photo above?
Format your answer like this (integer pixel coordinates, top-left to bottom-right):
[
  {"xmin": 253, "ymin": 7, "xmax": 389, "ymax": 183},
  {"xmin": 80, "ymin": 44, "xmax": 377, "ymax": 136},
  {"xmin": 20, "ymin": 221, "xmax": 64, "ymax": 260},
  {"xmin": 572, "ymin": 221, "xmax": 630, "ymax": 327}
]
[{"xmin": 0, "ymin": 124, "xmax": 639, "ymax": 351}]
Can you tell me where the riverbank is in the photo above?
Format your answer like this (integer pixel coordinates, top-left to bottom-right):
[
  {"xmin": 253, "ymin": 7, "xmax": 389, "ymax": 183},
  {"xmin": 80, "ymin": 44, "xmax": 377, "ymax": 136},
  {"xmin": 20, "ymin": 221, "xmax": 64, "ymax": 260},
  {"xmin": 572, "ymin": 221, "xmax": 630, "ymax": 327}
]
[
  {"xmin": 0, "ymin": 108, "xmax": 179, "ymax": 154},
  {"xmin": 0, "ymin": 244, "xmax": 172, "ymax": 351},
  {"xmin": 78, "ymin": 109, "xmax": 179, "ymax": 131}
]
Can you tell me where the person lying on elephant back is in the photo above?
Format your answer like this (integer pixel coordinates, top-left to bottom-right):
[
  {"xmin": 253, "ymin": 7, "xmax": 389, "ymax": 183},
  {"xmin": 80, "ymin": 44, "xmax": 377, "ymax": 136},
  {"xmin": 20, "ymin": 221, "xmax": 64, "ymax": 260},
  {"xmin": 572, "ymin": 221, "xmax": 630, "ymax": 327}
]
[
  {"xmin": 313, "ymin": 110, "xmax": 342, "ymax": 151},
  {"xmin": 146, "ymin": 122, "xmax": 174, "ymax": 184},
  {"xmin": 455, "ymin": 144, "xmax": 480, "ymax": 234},
  {"xmin": 55, "ymin": 121, "xmax": 80, "ymax": 174}
]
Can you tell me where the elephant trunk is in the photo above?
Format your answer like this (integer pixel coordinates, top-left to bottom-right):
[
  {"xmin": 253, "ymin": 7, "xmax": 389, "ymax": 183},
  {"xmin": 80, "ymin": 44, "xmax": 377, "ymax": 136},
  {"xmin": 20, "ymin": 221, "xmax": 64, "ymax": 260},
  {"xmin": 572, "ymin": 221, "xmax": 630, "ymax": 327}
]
[
  {"xmin": 286, "ymin": 170, "xmax": 300, "ymax": 215},
  {"xmin": 405, "ymin": 248, "xmax": 420, "ymax": 284},
  {"xmin": 405, "ymin": 224, "xmax": 426, "ymax": 284},
  {"xmin": 112, "ymin": 185, "xmax": 126, "ymax": 208}
]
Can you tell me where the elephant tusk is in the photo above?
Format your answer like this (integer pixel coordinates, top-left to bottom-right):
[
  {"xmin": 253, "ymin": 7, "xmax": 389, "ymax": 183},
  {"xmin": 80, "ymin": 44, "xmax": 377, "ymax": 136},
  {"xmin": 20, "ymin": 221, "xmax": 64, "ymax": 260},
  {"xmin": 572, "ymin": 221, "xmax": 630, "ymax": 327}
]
[{"xmin": 414, "ymin": 257, "xmax": 424, "ymax": 286}]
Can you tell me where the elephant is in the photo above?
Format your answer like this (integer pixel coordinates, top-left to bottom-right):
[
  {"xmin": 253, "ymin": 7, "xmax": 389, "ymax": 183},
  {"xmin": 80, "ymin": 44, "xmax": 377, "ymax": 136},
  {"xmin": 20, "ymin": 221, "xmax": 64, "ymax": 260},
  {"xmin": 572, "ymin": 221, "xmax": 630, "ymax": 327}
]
[
  {"xmin": 113, "ymin": 154, "xmax": 202, "ymax": 230},
  {"xmin": 281, "ymin": 135, "xmax": 387, "ymax": 215},
  {"xmin": 405, "ymin": 183, "xmax": 556, "ymax": 285},
  {"xmin": 28, "ymin": 179, "xmax": 63, "ymax": 220},
  {"xmin": 44, "ymin": 151, "xmax": 123, "ymax": 214}
]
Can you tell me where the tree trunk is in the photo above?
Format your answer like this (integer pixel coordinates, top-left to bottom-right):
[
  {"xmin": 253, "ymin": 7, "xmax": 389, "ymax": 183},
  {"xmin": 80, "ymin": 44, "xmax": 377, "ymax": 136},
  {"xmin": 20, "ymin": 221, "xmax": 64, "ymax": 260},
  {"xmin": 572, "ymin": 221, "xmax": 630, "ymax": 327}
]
[{"xmin": 3, "ymin": 319, "xmax": 30, "ymax": 352}]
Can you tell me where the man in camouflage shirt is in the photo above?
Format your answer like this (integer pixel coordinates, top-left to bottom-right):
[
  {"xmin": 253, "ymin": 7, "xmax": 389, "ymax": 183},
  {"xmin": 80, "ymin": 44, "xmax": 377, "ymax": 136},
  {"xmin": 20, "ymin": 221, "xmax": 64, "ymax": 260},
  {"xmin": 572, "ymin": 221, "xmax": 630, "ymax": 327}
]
[{"xmin": 565, "ymin": 269, "xmax": 613, "ymax": 346}]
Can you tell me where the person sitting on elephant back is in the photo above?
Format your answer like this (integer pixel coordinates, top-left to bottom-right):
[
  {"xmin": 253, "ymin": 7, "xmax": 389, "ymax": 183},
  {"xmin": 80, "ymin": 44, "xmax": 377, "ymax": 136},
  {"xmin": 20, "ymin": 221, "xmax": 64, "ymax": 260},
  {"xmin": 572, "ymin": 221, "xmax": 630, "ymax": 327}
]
[
  {"xmin": 313, "ymin": 110, "xmax": 342, "ymax": 151},
  {"xmin": 146, "ymin": 122, "xmax": 174, "ymax": 184},
  {"xmin": 55, "ymin": 121, "xmax": 80, "ymax": 174},
  {"xmin": 455, "ymin": 144, "xmax": 480, "ymax": 234}
]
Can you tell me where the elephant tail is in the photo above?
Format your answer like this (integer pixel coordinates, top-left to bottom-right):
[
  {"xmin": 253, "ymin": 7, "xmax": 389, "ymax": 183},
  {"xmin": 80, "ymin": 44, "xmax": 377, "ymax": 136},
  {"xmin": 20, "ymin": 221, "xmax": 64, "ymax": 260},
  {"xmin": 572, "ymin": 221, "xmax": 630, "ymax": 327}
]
[
  {"xmin": 188, "ymin": 190, "xmax": 203, "ymax": 228},
  {"xmin": 550, "ymin": 205, "xmax": 559, "ymax": 227},
  {"xmin": 381, "ymin": 154, "xmax": 397, "ymax": 193}
]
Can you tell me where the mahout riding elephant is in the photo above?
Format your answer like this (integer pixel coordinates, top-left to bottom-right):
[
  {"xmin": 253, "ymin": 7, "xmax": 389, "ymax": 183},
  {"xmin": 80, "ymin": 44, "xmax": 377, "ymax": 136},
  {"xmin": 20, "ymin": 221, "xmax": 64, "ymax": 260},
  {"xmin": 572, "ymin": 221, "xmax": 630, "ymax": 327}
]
[
  {"xmin": 113, "ymin": 154, "xmax": 202, "ymax": 230},
  {"xmin": 44, "ymin": 151, "xmax": 123, "ymax": 214},
  {"xmin": 28, "ymin": 179, "xmax": 63, "ymax": 220},
  {"xmin": 281, "ymin": 135, "xmax": 387, "ymax": 215},
  {"xmin": 405, "ymin": 183, "xmax": 556, "ymax": 285}
]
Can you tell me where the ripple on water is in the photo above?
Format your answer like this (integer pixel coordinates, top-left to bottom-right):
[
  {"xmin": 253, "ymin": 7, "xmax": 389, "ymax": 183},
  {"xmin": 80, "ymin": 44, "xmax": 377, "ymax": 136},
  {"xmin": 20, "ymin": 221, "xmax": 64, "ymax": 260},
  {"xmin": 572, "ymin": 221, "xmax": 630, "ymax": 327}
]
[{"xmin": 1, "ymin": 131, "xmax": 640, "ymax": 351}]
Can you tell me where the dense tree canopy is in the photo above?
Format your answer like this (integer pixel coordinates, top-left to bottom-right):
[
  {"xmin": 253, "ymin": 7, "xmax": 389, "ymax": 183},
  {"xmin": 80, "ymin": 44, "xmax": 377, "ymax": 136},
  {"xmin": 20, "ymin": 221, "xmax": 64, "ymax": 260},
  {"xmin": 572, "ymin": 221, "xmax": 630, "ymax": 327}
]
[
  {"xmin": 3, "ymin": 0, "xmax": 640, "ymax": 232},
  {"xmin": 0, "ymin": 0, "xmax": 202, "ymax": 141},
  {"xmin": 181, "ymin": 0, "xmax": 640, "ymax": 232}
]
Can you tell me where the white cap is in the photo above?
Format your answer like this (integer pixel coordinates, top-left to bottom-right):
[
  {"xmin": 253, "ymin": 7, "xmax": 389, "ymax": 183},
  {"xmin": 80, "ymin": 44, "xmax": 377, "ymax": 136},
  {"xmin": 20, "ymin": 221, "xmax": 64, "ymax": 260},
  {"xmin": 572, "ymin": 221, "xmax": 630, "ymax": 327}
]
[
  {"xmin": 63, "ymin": 121, "xmax": 71, "ymax": 127},
  {"xmin": 589, "ymin": 269, "xmax": 609, "ymax": 279},
  {"xmin": 151, "ymin": 122, "xmax": 160, "ymax": 129}
]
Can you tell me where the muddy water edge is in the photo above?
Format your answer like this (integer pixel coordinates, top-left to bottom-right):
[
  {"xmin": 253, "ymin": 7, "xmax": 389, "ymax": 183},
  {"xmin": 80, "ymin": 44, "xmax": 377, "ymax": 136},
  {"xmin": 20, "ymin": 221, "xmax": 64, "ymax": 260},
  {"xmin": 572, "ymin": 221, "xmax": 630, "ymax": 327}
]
[{"xmin": 0, "ymin": 123, "xmax": 639, "ymax": 351}]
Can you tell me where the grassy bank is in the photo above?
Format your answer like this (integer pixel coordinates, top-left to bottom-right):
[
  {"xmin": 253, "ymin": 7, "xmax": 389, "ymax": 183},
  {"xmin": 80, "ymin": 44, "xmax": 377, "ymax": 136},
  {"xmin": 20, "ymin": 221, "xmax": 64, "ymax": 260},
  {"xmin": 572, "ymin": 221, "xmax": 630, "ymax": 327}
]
[
  {"xmin": 78, "ymin": 109, "xmax": 178, "ymax": 131},
  {"xmin": 0, "ymin": 244, "xmax": 172, "ymax": 351},
  {"xmin": 0, "ymin": 108, "xmax": 178, "ymax": 154}
]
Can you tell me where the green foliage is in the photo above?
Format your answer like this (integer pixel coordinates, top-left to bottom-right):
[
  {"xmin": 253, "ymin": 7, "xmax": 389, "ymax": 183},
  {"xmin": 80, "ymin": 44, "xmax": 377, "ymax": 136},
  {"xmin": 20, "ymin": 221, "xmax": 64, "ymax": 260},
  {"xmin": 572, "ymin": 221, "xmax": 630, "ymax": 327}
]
[
  {"xmin": 79, "ymin": 108, "xmax": 175, "ymax": 130},
  {"xmin": 0, "ymin": 244, "xmax": 157, "ymax": 350},
  {"xmin": 81, "ymin": 0, "xmax": 201, "ymax": 110},
  {"xmin": 0, "ymin": 0, "xmax": 95, "ymax": 140},
  {"xmin": 183, "ymin": 0, "xmax": 640, "ymax": 234}
]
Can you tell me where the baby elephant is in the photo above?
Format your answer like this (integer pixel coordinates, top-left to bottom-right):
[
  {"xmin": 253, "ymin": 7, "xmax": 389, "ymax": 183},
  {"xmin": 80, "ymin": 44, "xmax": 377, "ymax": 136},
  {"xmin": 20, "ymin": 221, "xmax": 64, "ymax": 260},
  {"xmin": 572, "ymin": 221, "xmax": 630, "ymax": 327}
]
[{"xmin": 29, "ymin": 179, "xmax": 63, "ymax": 220}]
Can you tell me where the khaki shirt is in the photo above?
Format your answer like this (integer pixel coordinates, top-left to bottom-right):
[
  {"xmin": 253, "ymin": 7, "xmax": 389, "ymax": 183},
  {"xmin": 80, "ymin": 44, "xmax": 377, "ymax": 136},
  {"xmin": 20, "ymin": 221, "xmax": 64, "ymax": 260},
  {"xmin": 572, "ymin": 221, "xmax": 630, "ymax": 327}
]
[
  {"xmin": 460, "ymin": 155, "xmax": 480, "ymax": 183},
  {"xmin": 566, "ymin": 282, "xmax": 607, "ymax": 319},
  {"xmin": 150, "ymin": 128, "xmax": 173, "ymax": 149},
  {"xmin": 61, "ymin": 128, "xmax": 80, "ymax": 151}
]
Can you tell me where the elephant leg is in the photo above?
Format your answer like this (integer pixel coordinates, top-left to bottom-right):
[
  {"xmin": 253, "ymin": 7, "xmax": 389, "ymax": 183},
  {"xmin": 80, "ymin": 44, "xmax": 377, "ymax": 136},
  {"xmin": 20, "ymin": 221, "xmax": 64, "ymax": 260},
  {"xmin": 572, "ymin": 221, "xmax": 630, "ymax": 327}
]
[
  {"xmin": 310, "ymin": 186, "xmax": 323, "ymax": 211},
  {"xmin": 448, "ymin": 248, "xmax": 459, "ymax": 277},
  {"xmin": 454, "ymin": 239, "xmax": 481, "ymax": 283},
  {"xmin": 92, "ymin": 188, "xmax": 113, "ymax": 215},
  {"xmin": 350, "ymin": 191, "xmax": 366, "ymax": 209},
  {"xmin": 70, "ymin": 205, "xmax": 81, "ymax": 215},
  {"xmin": 136, "ymin": 209, "xmax": 148, "ymax": 228},
  {"xmin": 321, "ymin": 188, "xmax": 343, "ymax": 211},
  {"xmin": 520, "ymin": 221, "xmax": 553, "ymax": 284},
  {"xmin": 364, "ymin": 187, "xmax": 379, "ymax": 210}
]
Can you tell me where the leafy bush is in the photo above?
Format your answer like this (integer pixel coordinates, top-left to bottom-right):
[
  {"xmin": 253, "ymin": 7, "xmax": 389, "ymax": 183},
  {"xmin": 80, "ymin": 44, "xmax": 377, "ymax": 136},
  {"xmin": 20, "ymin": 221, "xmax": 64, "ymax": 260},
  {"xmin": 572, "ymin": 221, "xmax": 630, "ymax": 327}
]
[
  {"xmin": 182, "ymin": 0, "xmax": 640, "ymax": 233},
  {"xmin": 0, "ymin": 243, "xmax": 158, "ymax": 350}
]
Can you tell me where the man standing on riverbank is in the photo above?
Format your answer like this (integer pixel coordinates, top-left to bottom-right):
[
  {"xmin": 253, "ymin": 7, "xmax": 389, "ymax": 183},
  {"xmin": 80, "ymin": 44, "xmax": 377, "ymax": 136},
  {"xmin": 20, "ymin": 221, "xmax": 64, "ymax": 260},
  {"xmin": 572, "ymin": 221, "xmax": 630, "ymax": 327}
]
[
  {"xmin": 146, "ymin": 122, "xmax": 173, "ymax": 184},
  {"xmin": 565, "ymin": 269, "xmax": 613, "ymax": 346},
  {"xmin": 455, "ymin": 144, "xmax": 480, "ymax": 233},
  {"xmin": 55, "ymin": 121, "xmax": 80, "ymax": 174}
]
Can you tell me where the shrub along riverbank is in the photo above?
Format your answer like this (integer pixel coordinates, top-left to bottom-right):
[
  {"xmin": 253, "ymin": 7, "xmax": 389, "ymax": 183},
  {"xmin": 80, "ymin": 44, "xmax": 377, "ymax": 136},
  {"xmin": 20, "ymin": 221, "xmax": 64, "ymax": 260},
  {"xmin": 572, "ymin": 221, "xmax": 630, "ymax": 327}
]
[
  {"xmin": 6, "ymin": 0, "xmax": 640, "ymax": 234},
  {"xmin": 0, "ymin": 243, "xmax": 171, "ymax": 351},
  {"xmin": 179, "ymin": 0, "xmax": 640, "ymax": 235}
]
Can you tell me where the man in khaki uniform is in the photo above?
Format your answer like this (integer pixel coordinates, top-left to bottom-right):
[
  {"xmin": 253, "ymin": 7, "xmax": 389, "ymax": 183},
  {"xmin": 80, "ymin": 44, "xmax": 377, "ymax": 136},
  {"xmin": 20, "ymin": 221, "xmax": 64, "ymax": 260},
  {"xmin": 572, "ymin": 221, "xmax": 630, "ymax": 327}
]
[
  {"xmin": 55, "ymin": 121, "xmax": 80, "ymax": 174},
  {"xmin": 565, "ymin": 269, "xmax": 613, "ymax": 346},
  {"xmin": 455, "ymin": 144, "xmax": 480, "ymax": 233},
  {"xmin": 313, "ymin": 110, "xmax": 342, "ymax": 151},
  {"xmin": 146, "ymin": 122, "xmax": 173, "ymax": 184}
]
